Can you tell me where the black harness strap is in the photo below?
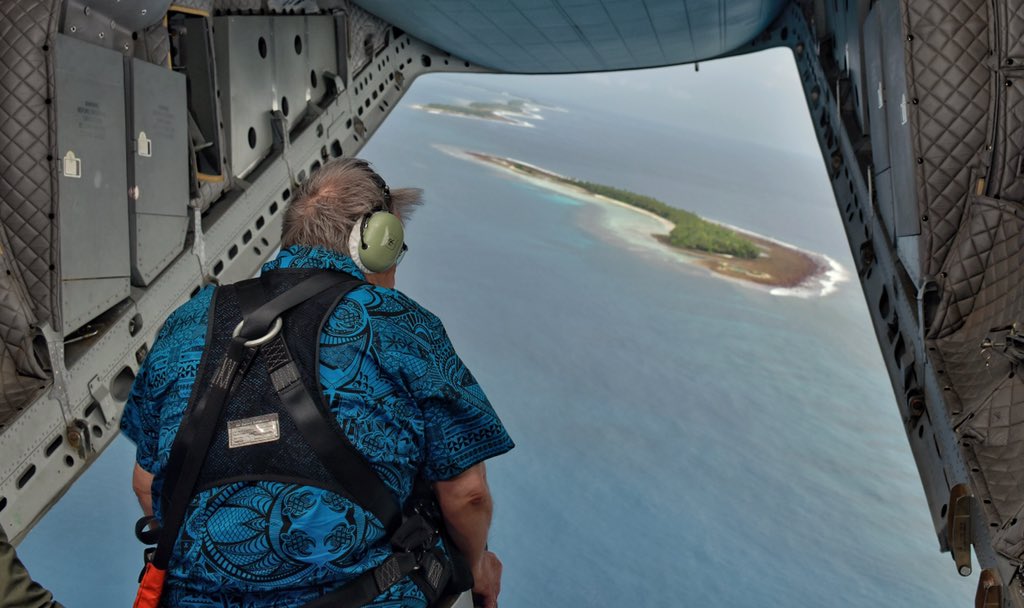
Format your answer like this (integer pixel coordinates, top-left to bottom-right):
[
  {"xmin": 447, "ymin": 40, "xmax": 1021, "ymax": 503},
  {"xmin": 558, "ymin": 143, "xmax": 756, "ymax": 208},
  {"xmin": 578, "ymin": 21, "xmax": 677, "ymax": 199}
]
[
  {"xmin": 261, "ymin": 330, "xmax": 400, "ymax": 531},
  {"xmin": 303, "ymin": 553, "xmax": 419, "ymax": 608},
  {"xmin": 150, "ymin": 332, "xmax": 255, "ymax": 569},
  {"xmin": 148, "ymin": 272, "xmax": 364, "ymax": 570},
  {"xmin": 158, "ymin": 279, "xmax": 264, "ymax": 517},
  {"xmin": 140, "ymin": 269, "xmax": 461, "ymax": 607},
  {"xmin": 236, "ymin": 271, "xmax": 359, "ymax": 340}
]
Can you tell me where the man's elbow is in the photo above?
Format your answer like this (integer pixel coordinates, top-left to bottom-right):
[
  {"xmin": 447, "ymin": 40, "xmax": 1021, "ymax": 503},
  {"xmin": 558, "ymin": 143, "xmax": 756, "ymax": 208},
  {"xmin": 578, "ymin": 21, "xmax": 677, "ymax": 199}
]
[{"xmin": 436, "ymin": 464, "xmax": 492, "ymax": 511}]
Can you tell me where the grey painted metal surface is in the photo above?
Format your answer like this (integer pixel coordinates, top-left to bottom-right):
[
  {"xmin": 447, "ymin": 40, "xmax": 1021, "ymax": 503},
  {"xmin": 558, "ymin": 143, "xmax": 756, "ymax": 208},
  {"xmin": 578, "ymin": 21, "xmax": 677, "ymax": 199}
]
[
  {"xmin": 352, "ymin": 0, "xmax": 789, "ymax": 73},
  {"xmin": 73, "ymin": 0, "xmax": 169, "ymax": 32},
  {"xmin": 54, "ymin": 34, "xmax": 131, "ymax": 335},
  {"xmin": 214, "ymin": 16, "xmax": 277, "ymax": 179},
  {"xmin": 271, "ymin": 16, "xmax": 309, "ymax": 132},
  {"xmin": 127, "ymin": 58, "xmax": 189, "ymax": 286},
  {"xmin": 61, "ymin": 0, "xmax": 171, "ymax": 54},
  {"xmin": 214, "ymin": 14, "xmax": 340, "ymax": 178}
]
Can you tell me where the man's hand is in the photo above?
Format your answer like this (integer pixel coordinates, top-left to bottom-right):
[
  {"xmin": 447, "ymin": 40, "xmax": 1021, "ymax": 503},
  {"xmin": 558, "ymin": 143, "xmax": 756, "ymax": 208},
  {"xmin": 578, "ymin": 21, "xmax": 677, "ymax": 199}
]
[{"xmin": 471, "ymin": 550, "xmax": 502, "ymax": 608}]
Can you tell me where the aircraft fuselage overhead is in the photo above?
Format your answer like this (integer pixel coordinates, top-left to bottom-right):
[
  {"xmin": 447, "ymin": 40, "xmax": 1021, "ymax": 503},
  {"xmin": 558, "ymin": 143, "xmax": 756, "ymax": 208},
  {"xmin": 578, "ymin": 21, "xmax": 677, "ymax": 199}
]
[{"xmin": 0, "ymin": 0, "xmax": 1020, "ymax": 604}]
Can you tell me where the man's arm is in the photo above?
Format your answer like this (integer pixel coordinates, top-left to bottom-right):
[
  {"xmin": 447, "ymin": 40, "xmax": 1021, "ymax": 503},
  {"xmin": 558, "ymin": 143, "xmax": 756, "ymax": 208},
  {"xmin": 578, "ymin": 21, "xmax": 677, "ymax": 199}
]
[
  {"xmin": 132, "ymin": 463, "xmax": 155, "ymax": 517},
  {"xmin": 435, "ymin": 463, "xmax": 502, "ymax": 608},
  {"xmin": 0, "ymin": 527, "xmax": 62, "ymax": 608}
]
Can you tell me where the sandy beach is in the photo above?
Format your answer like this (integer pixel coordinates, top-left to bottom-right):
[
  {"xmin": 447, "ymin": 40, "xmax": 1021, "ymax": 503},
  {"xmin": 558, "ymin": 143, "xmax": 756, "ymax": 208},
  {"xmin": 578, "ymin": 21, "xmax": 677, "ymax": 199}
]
[{"xmin": 437, "ymin": 145, "xmax": 846, "ymax": 297}]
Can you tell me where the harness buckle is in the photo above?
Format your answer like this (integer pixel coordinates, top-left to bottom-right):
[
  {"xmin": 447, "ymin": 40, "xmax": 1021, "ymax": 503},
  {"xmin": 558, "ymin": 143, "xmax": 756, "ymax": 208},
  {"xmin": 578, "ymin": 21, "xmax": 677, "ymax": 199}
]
[{"xmin": 232, "ymin": 317, "xmax": 283, "ymax": 347}]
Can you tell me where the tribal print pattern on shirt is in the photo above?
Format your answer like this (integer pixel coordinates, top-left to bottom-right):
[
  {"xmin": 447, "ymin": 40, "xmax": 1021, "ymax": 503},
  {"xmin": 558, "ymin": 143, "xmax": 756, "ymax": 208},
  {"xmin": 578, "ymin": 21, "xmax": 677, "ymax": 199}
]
[{"xmin": 121, "ymin": 246, "xmax": 514, "ymax": 607}]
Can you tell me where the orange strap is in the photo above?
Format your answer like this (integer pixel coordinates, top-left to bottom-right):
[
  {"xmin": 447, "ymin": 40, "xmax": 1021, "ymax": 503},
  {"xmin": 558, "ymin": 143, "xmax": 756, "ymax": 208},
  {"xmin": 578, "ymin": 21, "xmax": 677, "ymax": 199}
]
[{"xmin": 133, "ymin": 563, "xmax": 166, "ymax": 608}]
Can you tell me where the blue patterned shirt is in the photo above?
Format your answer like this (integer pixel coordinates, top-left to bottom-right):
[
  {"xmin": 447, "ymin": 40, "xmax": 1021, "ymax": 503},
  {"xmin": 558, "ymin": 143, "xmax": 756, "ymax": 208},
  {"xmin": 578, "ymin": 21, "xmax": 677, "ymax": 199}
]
[{"xmin": 121, "ymin": 246, "xmax": 514, "ymax": 607}]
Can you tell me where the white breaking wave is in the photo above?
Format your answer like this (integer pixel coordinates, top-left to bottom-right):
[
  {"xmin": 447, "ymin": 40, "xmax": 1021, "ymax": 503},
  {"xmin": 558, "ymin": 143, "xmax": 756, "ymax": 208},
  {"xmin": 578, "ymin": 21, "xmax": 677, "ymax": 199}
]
[
  {"xmin": 703, "ymin": 221, "xmax": 851, "ymax": 299},
  {"xmin": 770, "ymin": 254, "xmax": 850, "ymax": 298}
]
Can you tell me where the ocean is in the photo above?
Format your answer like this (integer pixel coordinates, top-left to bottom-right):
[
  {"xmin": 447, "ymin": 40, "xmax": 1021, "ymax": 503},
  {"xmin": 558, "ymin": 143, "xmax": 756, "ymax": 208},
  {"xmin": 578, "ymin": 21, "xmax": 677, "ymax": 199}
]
[{"xmin": 19, "ymin": 53, "xmax": 978, "ymax": 606}]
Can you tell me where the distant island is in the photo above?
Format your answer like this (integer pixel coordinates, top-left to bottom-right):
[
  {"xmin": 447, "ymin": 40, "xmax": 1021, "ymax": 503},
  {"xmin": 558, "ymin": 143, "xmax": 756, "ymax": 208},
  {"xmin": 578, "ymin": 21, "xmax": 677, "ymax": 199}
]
[
  {"xmin": 456, "ymin": 149, "xmax": 829, "ymax": 290},
  {"xmin": 411, "ymin": 99, "xmax": 545, "ymax": 127}
]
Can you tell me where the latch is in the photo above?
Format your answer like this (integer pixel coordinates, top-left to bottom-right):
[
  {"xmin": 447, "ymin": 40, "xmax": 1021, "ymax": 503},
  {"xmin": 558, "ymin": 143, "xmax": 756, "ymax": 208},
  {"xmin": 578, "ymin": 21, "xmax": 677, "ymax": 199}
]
[{"xmin": 66, "ymin": 419, "xmax": 93, "ymax": 460}]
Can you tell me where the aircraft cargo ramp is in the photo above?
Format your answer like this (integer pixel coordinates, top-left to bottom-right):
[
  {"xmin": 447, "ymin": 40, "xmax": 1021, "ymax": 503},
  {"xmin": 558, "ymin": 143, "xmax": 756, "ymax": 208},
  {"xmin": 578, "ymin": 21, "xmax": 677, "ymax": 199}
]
[{"xmin": 3, "ymin": 1, "xmax": 1024, "ymax": 605}]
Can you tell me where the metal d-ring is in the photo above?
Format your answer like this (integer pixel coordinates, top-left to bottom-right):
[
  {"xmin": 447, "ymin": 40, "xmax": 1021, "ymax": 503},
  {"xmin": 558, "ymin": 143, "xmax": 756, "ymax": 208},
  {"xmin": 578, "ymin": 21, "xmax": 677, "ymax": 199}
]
[{"xmin": 232, "ymin": 317, "xmax": 283, "ymax": 348}]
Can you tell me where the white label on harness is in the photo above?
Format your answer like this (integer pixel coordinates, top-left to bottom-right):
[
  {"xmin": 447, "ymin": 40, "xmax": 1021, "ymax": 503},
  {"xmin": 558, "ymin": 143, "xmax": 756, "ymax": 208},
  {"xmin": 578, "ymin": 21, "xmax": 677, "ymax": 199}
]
[{"xmin": 227, "ymin": 413, "xmax": 280, "ymax": 448}]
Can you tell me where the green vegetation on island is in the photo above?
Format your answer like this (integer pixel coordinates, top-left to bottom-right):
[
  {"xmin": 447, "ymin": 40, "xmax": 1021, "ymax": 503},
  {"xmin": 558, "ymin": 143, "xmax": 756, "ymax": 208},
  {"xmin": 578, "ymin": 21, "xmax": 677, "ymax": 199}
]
[
  {"xmin": 568, "ymin": 180, "xmax": 760, "ymax": 259},
  {"xmin": 419, "ymin": 100, "xmax": 531, "ymax": 121},
  {"xmin": 494, "ymin": 156, "xmax": 760, "ymax": 260}
]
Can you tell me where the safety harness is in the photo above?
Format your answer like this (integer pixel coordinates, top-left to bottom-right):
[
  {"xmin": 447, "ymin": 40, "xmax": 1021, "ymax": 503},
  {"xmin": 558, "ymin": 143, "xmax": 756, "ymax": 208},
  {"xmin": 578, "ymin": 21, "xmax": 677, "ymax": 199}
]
[{"xmin": 133, "ymin": 269, "xmax": 471, "ymax": 608}]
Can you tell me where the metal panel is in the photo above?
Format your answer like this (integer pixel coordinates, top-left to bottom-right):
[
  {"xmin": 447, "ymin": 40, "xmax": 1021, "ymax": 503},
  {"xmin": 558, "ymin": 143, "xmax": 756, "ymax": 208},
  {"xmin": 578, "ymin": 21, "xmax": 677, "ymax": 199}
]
[
  {"xmin": 271, "ymin": 16, "xmax": 307, "ymax": 130},
  {"xmin": 135, "ymin": 215, "xmax": 189, "ymax": 284},
  {"xmin": 54, "ymin": 34, "xmax": 130, "ymax": 334},
  {"xmin": 874, "ymin": 168, "xmax": 895, "ymax": 240},
  {"xmin": 879, "ymin": 0, "xmax": 920, "ymax": 241},
  {"xmin": 307, "ymin": 15, "xmax": 339, "ymax": 105},
  {"xmin": 128, "ymin": 57, "xmax": 189, "ymax": 286},
  {"xmin": 896, "ymin": 234, "xmax": 921, "ymax": 286},
  {"xmin": 176, "ymin": 14, "xmax": 225, "ymax": 181},
  {"xmin": 213, "ymin": 16, "xmax": 275, "ymax": 178},
  {"xmin": 844, "ymin": 0, "xmax": 870, "ymax": 133},
  {"xmin": 73, "ymin": 0, "xmax": 169, "ymax": 31},
  {"xmin": 863, "ymin": 6, "xmax": 889, "ymax": 173}
]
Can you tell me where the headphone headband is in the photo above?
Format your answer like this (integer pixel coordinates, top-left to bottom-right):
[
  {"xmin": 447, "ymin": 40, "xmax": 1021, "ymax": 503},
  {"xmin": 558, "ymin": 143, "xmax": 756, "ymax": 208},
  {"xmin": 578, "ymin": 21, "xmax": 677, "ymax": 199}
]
[{"xmin": 355, "ymin": 159, "xmax": 391, "ymax": 211}]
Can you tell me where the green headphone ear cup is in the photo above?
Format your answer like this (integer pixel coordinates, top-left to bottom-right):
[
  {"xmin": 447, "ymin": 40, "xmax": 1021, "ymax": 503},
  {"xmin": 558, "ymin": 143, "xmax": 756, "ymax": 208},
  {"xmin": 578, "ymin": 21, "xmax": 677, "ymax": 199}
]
[{"xmin": 359, "ymin": 211, "xmax": 405, "ymax": 273}]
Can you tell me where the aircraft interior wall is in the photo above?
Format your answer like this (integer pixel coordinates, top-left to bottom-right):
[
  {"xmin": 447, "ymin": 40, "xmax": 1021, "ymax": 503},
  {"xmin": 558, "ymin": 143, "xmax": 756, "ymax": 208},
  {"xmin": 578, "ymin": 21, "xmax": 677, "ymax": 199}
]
[
  {"xmin": 740, "ymin": 1, "xmax": 1024, "ymax": 604},
  {"xmin": 4, "ymin": 0, "xmax": 1024, "ymax": 605}
]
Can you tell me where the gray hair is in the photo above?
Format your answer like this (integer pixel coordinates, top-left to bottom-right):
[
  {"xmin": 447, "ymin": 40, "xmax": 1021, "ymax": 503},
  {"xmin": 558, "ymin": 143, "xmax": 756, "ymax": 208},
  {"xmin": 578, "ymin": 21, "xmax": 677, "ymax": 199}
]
[{"xmin": 280, "ymin": 158, "xmax": 422, "ymax": 252}]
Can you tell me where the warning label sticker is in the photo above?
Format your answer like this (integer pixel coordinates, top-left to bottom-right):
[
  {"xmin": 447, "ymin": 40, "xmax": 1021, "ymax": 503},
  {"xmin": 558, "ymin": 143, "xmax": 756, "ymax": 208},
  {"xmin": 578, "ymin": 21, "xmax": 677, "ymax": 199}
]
[{"xmin": 227, "ymin": 413, "xmax": 280, "ymax": 448}]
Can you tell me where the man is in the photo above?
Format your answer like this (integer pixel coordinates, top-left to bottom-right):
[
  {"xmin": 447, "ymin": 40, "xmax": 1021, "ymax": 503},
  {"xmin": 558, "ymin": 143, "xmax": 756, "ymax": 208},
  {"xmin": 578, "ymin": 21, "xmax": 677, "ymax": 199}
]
[{"xmin": 121, "ymin": 158, "xmax": 514, "ymax": 607}]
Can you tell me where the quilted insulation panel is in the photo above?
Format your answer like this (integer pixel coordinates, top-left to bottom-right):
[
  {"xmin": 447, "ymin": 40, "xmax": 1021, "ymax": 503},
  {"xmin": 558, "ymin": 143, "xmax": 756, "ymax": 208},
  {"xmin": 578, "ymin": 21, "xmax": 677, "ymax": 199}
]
[
  {"xmin": 0, "ymin": 0, "xmax": 60, "ymax": 329},
  {"xmin": 988, "ymin": 1, "xmax": 1024, "ymax": 202},
  {"xmin": 930, "ymin": 197, "xmax": 1024, "ymax": 549},
  {"xmin": 905, "ymin": 0, "xmax": 992, "ymax": 278}
]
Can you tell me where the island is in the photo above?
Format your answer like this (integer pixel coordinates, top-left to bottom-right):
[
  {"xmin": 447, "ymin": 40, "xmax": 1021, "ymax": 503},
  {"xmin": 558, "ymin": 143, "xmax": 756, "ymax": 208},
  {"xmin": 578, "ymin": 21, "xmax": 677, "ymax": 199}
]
[
  {"xmin": 456, "ymin": 149, "xmax": 833, "ymax": 291},
  {"xmin": 410, "ymin": 99, "xmax": 544, "ymax": 126}
]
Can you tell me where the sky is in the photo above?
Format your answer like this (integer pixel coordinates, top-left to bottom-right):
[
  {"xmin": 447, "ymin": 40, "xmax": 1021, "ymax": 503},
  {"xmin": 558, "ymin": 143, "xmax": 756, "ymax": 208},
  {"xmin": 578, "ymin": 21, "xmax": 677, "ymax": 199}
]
[{"xmin": 449, "ymin": 47, "xmax": 822, "ymax": 156}]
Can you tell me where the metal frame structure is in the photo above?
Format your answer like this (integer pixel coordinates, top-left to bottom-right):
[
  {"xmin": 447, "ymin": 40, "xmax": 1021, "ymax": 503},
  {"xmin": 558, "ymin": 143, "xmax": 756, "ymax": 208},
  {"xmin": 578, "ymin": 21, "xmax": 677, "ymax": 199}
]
[
  {"xmin": 740, "ymin": 4, "xmax": 1024, "ymax": 605},
  {"xmin": 2, "ymin": 1, "xmax": 1023, "ymax": 605},
  {"xmin": 0, "ymin": 4, "xmax": 482, "ymax": 544}
]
